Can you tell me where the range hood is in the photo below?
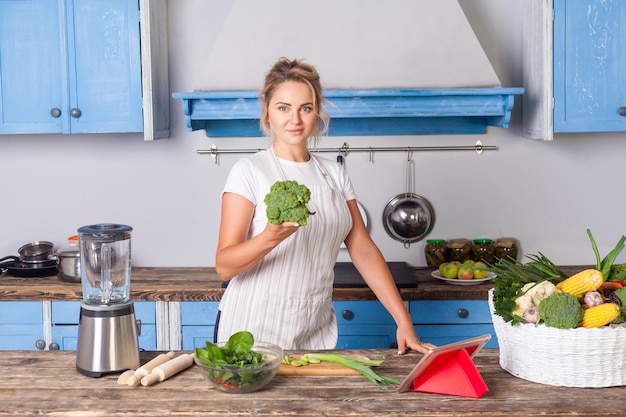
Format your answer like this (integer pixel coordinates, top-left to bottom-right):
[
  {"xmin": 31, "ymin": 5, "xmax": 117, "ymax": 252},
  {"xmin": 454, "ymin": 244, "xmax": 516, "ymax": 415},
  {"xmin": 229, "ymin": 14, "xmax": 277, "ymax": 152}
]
[
  {"xmin": 172, "ymin": 87, "xmax": 523, "ymax": 137},
  {"xmin": 172, "ymin": 0, "xmax": 523, "ymax": 137}
]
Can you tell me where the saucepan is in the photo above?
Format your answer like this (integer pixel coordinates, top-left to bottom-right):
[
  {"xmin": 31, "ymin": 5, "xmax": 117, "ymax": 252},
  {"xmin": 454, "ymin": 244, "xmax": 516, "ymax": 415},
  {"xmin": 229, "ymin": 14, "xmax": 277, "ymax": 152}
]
[
  {"xmin": 18, "ymin": 241, "xmax": 55, "ymax": 263},
  {"xmin": 0, "ymin": 241, "xmax": 59, "ymax": 277},
  {"xmin": 382, "ymin": 154, "xmax": 435, "ymax": 248}
]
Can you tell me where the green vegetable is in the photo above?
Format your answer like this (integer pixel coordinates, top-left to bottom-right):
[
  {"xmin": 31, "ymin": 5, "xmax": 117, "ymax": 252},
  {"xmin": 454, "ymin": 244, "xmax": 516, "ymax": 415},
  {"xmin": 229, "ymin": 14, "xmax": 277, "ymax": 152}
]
[
  {"xmin": 537, "ymin": 292, "xmax": 584, "ymax": 329},
  {"xmin": 264, "ymin": 180, "xmax": 315, "ymax": 226},
  {"xmin": 490, "ymin": 231, "xmax": 625, "ymax": 325},
  {"xmin": 487, "ymin": 254, "xmax": 567, "ymax": 324},
  {"xmin": 609, "ymin": 264, "xmax": 626, "ymax": 283},
  {"xmin": 612, "ymin": 287, "xmax": 626, "ymax": 318},
  {"xmin": 587, "ymin": 228, "xmax": 625, "ymax": 279},
  {"xmin": 282, "ymin": 353, "xmax": 400, "ymax": 389},
  {"xmin": 195, "ymin": 331, "xmax": 275, "ymax": 391}
]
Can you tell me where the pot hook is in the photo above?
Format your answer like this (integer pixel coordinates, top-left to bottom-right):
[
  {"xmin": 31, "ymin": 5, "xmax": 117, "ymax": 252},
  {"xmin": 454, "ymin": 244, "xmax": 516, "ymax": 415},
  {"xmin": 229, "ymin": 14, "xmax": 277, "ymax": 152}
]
[{"xmin": 404, "ymin": 148, "xmax": 415, "ymax": 198}]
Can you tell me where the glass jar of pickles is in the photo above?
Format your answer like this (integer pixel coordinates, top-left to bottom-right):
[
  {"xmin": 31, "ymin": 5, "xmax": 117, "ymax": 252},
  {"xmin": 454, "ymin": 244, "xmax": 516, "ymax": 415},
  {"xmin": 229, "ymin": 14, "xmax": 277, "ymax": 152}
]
[
  {"xmin": 424, "ymin": 239, "xmax": 448, "ymax": 267},
  {"xmin": 446, "ymin": 238, "xmax": 472, "ymax": 263},
  {"xmin": 494, "ymin": 237, "xmax": 519, "ymax": 261},
  {"xmin": 472, "ymin": 239, "xmax": 495, "ymax": 263}
]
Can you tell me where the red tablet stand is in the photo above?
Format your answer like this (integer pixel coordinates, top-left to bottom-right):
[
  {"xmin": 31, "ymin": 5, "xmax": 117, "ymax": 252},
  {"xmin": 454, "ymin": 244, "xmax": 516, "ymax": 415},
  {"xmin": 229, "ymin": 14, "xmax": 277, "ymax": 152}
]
[{"xmin": 398, "ymin": 334, "xmax": 491, "ymax": 398}]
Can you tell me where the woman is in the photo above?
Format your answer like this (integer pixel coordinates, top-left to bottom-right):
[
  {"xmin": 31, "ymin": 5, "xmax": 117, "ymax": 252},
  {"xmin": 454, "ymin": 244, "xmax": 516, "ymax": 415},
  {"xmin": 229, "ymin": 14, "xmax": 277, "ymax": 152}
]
[{"xmin": 215, "ymin": 57, "xmax": 433, "ymax": 354}]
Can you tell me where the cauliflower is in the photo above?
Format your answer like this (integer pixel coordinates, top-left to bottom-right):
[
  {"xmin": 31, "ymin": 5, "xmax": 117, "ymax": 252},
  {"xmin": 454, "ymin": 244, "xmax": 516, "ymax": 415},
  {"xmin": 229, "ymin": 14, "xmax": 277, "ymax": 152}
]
[
  {"xmin": 537, "ymin": 292, "xmax": 584, "ymax": 329},
  {"xmin": 264, "ymin": 180, "xmax": 315, "ymax": 226},
  {"xmin": 512, "ymin": 280, "xmax": 557, "ymax": 317}
]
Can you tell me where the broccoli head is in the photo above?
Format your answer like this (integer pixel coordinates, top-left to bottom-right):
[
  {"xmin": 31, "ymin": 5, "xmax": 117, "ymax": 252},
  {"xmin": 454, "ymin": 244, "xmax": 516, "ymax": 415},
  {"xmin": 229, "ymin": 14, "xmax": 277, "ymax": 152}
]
[
  {"xmin": 537, "ymin": 292, "xmax": 584, "ymax": 329},
  {"xmin": 264, "ymin": 180, "xmax": 315, "ymax": 226}
]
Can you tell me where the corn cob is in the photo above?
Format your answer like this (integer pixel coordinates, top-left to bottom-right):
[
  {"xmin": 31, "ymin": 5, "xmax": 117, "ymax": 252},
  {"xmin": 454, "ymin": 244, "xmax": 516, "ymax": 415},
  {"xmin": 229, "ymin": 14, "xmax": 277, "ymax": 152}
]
[
  {"xmin": 581, "ymin": 303, "xmax": 620, "ymax": 328},
  {"xmin": 556, "ymin": 269, "xmax": 604, "ymax": 296}
]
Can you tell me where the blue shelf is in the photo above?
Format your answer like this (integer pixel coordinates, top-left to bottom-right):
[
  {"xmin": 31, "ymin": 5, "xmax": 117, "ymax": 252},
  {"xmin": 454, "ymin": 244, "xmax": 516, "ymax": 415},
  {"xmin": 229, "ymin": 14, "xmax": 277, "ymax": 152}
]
[{"xmin": 172, "ymin": 87, "xmax": 524, "ymax": 137}]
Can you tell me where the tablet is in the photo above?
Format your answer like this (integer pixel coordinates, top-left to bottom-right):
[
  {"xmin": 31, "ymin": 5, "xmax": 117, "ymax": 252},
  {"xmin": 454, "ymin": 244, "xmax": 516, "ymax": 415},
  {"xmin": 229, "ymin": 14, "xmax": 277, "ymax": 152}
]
[{"xmin": 398, "ymin": 334, "xmax": 491, "ymax": 393}]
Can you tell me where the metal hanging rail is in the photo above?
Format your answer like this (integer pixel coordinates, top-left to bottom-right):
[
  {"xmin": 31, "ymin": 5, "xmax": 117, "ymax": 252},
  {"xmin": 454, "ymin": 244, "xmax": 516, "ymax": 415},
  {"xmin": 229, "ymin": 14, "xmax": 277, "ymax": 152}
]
[{"xmin": 198, "ymin": 140, "xmax": 496, "ymax": 164}]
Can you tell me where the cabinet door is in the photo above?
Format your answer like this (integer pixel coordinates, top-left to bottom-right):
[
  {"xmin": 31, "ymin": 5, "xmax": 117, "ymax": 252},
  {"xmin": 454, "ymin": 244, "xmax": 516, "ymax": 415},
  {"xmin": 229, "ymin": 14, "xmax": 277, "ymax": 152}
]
[
  {"xmin": 66, "ymin": 0, "xmax": 143, "ymax": 133},
  {"xmin": 180, "ymin": 301, "xmax": 219, "ymax": 350},
  {"xmin": 0, "ymin": 0, "xmax": 64, "ymax": 134},
  {"xmin": 553, "ymin": 0, "xmax": 626, "ymax": 132},
  {"xmin": 0, "ymin": 301, "xmax": 45, "ymax": 350},
  {"xmin": 410, "ymin": 300, "xmax": 498, "ymax": 348},
  {"xmin": 334, "ymin": 301, "xmax": 398, "ymax": 349}
]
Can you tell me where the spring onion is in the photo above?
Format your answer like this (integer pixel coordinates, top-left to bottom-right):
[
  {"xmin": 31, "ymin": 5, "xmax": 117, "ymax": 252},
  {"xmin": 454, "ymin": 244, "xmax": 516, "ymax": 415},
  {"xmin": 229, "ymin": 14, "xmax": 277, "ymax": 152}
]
[{"xmin": 282, "ymin": 353, "xmax": 400, "ymax": 389}]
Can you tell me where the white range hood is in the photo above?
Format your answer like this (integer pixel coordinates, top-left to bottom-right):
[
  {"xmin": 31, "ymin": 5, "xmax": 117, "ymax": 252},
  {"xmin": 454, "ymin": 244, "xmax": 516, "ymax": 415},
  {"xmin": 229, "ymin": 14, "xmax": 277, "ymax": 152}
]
[{"xmin": 173, "ymin": 0, "xmax": 523, "ymax": 137}]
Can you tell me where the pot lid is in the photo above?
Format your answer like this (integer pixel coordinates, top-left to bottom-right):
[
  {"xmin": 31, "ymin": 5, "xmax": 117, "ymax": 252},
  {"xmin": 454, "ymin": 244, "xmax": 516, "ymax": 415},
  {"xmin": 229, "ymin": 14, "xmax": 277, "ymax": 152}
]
[{"xmin": 77, "ymin": 223, "xmax": 132, "ymax": 241}]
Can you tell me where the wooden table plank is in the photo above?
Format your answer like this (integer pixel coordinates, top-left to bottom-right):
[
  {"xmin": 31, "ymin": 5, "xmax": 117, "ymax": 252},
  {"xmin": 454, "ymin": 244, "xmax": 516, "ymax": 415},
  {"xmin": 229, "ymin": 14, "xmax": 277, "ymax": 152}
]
[{"xmin": 0, "ymin": 349, "xmax": 624, "ymax": 416}]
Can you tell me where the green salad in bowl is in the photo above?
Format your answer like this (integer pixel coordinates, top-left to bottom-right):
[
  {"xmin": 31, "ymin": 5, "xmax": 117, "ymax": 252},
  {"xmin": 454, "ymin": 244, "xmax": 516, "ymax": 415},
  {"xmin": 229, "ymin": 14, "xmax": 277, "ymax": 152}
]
[{"xmin": 194, "ymin": 331, "xmax": 283, "ymax": 393}]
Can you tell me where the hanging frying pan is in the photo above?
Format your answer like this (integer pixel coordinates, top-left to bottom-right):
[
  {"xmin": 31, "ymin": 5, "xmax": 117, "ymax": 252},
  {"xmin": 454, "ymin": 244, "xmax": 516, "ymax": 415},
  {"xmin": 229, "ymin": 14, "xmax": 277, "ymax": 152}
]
[{"xmin": 382, "ymin": 154, "xmax": 435, "ymax": 248}]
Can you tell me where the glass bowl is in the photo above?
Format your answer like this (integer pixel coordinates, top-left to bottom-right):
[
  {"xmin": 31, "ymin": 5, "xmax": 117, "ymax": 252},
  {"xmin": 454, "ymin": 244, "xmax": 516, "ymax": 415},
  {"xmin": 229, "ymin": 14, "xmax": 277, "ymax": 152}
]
[{"xmin": 194, "ymin": 341, "xmax": 283, "ymax": 393}]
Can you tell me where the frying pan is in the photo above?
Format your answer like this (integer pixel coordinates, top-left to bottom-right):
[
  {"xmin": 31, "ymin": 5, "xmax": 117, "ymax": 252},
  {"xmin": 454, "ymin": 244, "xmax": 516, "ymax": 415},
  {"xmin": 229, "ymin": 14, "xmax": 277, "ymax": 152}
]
[
  {"xmin": 382, "ymin": 156, "xmax": 435, "ymax": 248},
  {"xmin": 0, "ymin": 256, "xmax": 58, "ymax": 278}
]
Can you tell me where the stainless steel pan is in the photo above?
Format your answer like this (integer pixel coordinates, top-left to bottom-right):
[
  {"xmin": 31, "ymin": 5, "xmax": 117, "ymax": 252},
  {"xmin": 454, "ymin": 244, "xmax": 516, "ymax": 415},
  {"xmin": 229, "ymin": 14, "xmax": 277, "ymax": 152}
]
[{"xmin": 382, "ymin": 156, "xmax": 434, "ymax": 248}]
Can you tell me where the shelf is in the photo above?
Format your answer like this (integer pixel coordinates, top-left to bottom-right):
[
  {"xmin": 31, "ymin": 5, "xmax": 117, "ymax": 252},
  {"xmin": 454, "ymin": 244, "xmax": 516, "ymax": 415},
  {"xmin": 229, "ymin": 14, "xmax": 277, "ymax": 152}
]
[{"xmin": 172, "ymin": 87, "xmax": 524, "ymax": 137}]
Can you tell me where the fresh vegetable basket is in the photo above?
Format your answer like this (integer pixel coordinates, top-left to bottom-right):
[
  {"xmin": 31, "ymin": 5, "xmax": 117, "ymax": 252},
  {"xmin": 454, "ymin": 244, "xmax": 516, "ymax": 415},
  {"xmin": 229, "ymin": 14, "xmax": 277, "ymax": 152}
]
[
  {"xmin": 489, "ymin": 288, "xmax": 626, "ymax": 387},
  {"xmin": 487, "ymin": 230, "xmax": 626, "ymax": 388}
]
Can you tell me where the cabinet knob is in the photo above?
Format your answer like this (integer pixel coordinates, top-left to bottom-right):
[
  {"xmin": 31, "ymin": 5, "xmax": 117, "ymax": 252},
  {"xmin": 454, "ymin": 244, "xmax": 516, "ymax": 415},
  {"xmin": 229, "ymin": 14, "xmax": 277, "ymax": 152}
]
[
  {"xmin": 342, "ymin": 310, "xmax": 355, "ymax": 320},
  {"xmin": 70, "ymin": 108, "xmax": 82, "ymax": 118},
  {"xmin": 48, "ymin": 343, "xmax": 60, "ymax": 351},
  {"xmin": 619, "ymin": 107, "xmax": 626, "ymax": 116},
  {"xmin": 457, "ymin": 308, "xmax": 469, "ymax": 319},
  {"xmin": 50, "ymin": 108, "xmax": 61, "ymax": 118},
  {"xmin": 35, "ymin": 339, "xmax": 46, "ymax": 350}
]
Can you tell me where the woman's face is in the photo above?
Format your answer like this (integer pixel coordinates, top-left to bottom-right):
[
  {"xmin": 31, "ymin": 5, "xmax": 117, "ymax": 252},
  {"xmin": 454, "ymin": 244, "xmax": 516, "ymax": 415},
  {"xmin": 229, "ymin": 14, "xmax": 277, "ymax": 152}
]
[{"xmin": 266, "ymin": 81, "xmax": 317, "ymax": 147}]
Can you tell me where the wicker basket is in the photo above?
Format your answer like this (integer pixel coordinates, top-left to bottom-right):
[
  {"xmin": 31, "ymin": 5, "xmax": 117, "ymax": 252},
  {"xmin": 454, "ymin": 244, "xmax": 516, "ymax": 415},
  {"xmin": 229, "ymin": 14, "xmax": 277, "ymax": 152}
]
[{"xmin": 488, "ymin": 288, "xmax": 626, "ymax": 387}]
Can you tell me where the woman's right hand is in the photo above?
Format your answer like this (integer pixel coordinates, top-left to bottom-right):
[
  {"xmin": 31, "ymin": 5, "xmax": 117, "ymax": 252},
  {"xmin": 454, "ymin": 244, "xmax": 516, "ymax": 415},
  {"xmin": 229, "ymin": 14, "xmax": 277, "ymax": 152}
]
[
  {"xmin": 262, "ymin": 221, "xmax": 300, "ymax": 245},
  {"xmin": 216, "ymin": 192, "xmax": 301, "ymax": 280}
]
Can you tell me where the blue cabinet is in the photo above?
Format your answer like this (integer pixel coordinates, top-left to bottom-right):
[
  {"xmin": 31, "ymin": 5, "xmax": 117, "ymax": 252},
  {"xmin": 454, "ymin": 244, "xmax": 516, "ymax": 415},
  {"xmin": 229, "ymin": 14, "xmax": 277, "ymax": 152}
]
[
  {"xmin": 0, "ymin": 301, "xmax": 44, "ymax": 350},
  {"xmin": 334, "ymin": 301, "xmax": 398, "ymax": 349},
  {"xmin": 523, "ymin": 0, "xmax": 626, "ymax": 139},
  {"xmin": 553, "ymin": 0, "xmax": 626, "ymax": 133},
  {"xmin": 50, "ymin": 301, "xmax": 157, "ymax": 350},
  {"xmin": 179, "ymin": 300, "xmax": 399, "ymax": 350},
  {"xmin": 180, "ymin": 301, "xmax": 220, "ymax": 350},
  {"xmin": 0, "ymin": 0, "xmax": 143, "ymax": 134},
  {"xmin": 410, "ymin": 300, "xmax": 498, "ymax": 348}
]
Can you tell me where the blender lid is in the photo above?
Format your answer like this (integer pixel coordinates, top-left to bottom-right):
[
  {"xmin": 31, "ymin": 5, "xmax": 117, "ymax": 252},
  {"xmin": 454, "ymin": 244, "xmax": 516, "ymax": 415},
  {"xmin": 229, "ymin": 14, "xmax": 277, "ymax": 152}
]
[{"xmin": 78, "ymin": 223, "xmax": 132, "ymax": 239}]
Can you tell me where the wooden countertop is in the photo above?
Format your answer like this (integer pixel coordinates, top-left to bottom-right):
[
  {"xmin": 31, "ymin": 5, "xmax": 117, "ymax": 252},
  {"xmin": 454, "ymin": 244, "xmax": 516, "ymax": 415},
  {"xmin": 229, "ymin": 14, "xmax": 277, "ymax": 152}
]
[
  {"xmin": 0, "ymin": 348, "xmax": 623, "ymax": 416},
  {"xmin": 0, "ymin": 266, "xmax": 496, "ymax": 301}
]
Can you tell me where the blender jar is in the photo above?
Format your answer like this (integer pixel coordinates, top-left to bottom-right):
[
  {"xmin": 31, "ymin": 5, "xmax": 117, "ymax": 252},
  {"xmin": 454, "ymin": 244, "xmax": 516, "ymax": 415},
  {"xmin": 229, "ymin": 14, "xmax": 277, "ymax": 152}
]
[{"xmin": 78, "ymin": 223, "xmax": 132, "ymax": 305}]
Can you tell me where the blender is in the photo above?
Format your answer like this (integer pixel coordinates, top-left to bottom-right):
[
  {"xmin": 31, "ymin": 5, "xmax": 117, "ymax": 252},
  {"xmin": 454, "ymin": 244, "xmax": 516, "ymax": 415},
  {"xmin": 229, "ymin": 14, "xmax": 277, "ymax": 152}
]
[{"xmin": 76, "ymin": 223, "xmax": 140, "ymax": 377}]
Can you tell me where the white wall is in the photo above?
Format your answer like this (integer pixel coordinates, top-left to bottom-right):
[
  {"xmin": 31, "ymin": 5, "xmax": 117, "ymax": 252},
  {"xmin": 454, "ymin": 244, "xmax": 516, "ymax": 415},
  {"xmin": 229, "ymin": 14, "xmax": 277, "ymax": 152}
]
[{"xmin": 1, "ymin": 0, "xmax": 625, "ymax": 268}]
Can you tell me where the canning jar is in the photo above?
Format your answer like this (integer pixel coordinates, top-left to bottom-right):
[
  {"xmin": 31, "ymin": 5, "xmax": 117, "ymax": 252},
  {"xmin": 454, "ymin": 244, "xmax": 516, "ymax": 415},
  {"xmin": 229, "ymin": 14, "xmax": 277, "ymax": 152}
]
[
  {"xmin": 472, "ymin": 239, "xmax": 495, "ymax": 263},
  {"xmin": 446, "ymin": 238, "xmax": 472, "ymax": 263},
  {"xmin": 494, "ymin": 237, "xmax": 519, "ymax": 261},
  {"xmin": 424, "ymin": 239, "xmax": 448, "ymax": 267}
]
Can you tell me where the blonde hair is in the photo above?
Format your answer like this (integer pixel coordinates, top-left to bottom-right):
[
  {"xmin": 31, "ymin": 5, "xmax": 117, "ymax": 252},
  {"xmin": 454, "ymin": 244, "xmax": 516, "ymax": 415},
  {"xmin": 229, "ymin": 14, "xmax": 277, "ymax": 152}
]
[{"xmin": 259, "ymin": 57, "xmax": 330, "ymax": 146}]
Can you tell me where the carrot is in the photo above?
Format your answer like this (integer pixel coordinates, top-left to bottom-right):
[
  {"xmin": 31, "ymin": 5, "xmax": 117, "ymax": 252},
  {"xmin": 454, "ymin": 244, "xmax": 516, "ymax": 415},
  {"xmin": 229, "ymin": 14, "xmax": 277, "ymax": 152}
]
[{"xmin": 600, "ymin": 281, "xmax": 623, "ymax": 291}]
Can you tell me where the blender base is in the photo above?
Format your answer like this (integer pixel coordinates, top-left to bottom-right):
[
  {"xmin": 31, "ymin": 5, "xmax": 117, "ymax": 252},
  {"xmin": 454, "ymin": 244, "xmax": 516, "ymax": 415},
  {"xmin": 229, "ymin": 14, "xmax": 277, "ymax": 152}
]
[{"xmin": 76, "ymin": 301, "xmax": 140, "ymax": 378}]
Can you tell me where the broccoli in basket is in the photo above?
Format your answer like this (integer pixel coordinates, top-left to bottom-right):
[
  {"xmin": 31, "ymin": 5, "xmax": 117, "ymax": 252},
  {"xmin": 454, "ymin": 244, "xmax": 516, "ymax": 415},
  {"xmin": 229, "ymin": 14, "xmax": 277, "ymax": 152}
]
[
  {"xmin": 537, "ymin": 292, "xmax": 584, "ymax": 329},
  {"xmin": 264, "ymin": 180, "xmax": 315, "ymax": 227}
]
